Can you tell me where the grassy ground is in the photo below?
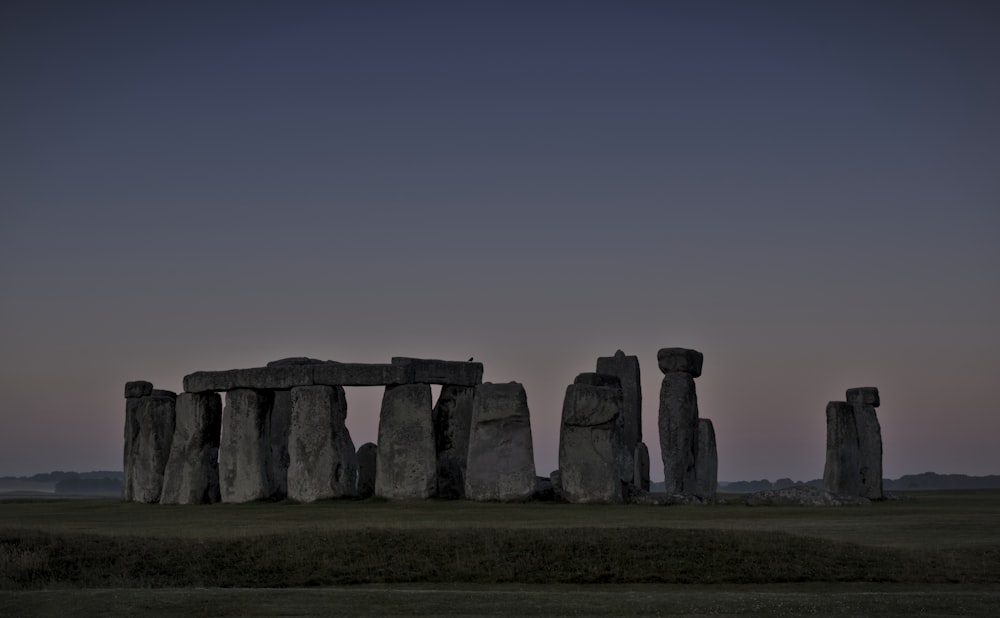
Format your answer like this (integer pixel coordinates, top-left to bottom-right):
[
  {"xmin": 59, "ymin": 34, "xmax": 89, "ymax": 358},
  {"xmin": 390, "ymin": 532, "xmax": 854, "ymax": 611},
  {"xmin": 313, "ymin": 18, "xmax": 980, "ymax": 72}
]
[{"xmin": 1, "ymin": 491, "xmax": 998, "ymax": 615}]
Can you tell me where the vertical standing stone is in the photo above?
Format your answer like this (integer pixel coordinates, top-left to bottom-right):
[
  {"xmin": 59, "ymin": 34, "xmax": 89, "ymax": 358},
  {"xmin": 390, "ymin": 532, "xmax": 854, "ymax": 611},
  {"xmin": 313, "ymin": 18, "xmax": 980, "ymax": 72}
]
[
  {"xmin": 596, "ymin": 350, "xmax": 641, "ymax": 482},
  {"xmin": 847, "ymin": 387, "xmax": 883, "ymax": 500},
  {"xmin": 558, "ymin": 374, "xmax": 625, "ymax": 504},
  {"xmin": 465, "ymin": 382, "xmax": 537, "ymax": 501},
  {"xmin": 268, "ymin": 390, "xmax": 292, "ymax": 499},
  {"xmin": 219, "ymin": 388, "xmax": 274, "ymax": 503},
  {"xmin": 433, "ymin": 385, "xmax": 475, "ymax": 498},
  {"xmin": 375, "ymin": 384, "xmax": 436, "ymax": 499},
  {"xmin": 695, "ymin": 418, "xmax": 718, "ymax": 499},
  {"xmin": 123, "ymin": 388, "xmax": 176, "ymax": 503},
  {"xmin": 658, "ymin": 370, "xmax": 699, "ymax": 495},
  {"xmin": 287, "ymin": 385, "xmax": 358, "ymax": 501},
  {"xmin": 122, "ymin": 381, "xmax": 153, "ymax": 501},
  {"xmin": 634, "ymin": 442, "xmax": 650, "ymax": 492},
  {"xmin": 356, "ymin": 442, "xmax": 377, "ymax": 498},
  {"xmin": 160, "ymin": 392, "xmax": 222, "ymax": 504},
  {"xmin": 823, "ymin": 401, "xmax": 861, "ymax": 497}
]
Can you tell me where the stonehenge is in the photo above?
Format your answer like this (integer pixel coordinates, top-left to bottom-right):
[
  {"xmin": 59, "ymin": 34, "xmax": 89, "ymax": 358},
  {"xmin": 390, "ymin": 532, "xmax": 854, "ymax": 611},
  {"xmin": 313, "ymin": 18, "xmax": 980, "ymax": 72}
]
[
  {"xmin": 824, "ymin": 387, "xmax": 884, "ymax": 500},
  {"xmin": 122, "ymin": 348, "xmax": 884, "ymax": 507}
]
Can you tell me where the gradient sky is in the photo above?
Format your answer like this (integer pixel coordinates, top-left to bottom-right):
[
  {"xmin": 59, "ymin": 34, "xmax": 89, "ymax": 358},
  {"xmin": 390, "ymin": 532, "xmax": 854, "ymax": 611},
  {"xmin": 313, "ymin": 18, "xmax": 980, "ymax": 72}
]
[{"xmin": 2, "ymin": 1, "xmax": 998, "ymax": 481}]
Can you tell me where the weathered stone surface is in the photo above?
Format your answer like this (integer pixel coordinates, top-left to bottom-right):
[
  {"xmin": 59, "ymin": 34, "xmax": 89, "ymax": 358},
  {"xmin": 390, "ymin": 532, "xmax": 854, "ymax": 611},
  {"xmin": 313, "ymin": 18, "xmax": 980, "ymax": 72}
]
[
  {"xmin": 287, "ymin": 385, "xmax": 358, "ymax": 501},
  {"xmin": 596, "ymin": 350, "xmax": 642, "ymax": 465},
  {"xmin": 744, "ymin": 485, "xmax": 871, "ymax": 506},
  {"xmin": 312, "ymin": 362, "xmax": 412, "ymax": 387},
  {"xmin": 634, "ymin": 442, "xmax": 650, "ymax": 492},
  {"xmin": 183, "ymin": 366, "xmax": 313, "ymax": 393},
  {"xmin": 268, "ymin": 390, "xmax": 292, "ymax": 498},
  {"xmin": 391, "ymin": 357, "xmax": 483, "ymax": 386},
  {"xmin": 356, "ymin": 442, "xmax": 377, "ymax": 498},
  {"xmin": 266, "ymin": 357, "xmax": 325, "ymax": 367},
  {"xmin": 160, "ymin": 392, "xmax": 222, "ymax": 504},
  {"xmin": 124, "ymin": 380, "xmax": 153, "ymax": 399},
  {"xmin": 695, "ymin": 419, "xmax": 718, "ymax": 499},
  {"xmin": 465, "ymin": 382, "xmax": 536, "ymax": 501},
  {"xmin": 656, "ymin": 348, "xmax": 703, "ymax": 377},
  {"xmin": 854, "ymin": 402, "xmax": 884, "ymax": 500},
  {"xmin": 375, "ymin": 384, "xmax": 436, "ymax": 499},
  {"xmin": 823, "ymin": 401, "xmax": 861, "ymax": 497},
  {"xmin": 573, "ymin": 372, "xmax": 621, "ymax": 388},
  {"xmin": 558, "ymin": 380, "xmax": 626, "ymax": 504},
  {"xmin": 846, "ymin": 387, "xmax": 880, "ymax": 408},
  {"xmin": 433, "ymin": 385, "xmax": 475, "ymax": 499},
  {"xmin": 219, "ymin": 389, "xmax": 274, "ymax": 503},
  {"xmin": 123, "ymin": 391, "xmax": 176, "ymax": 503},
  {"xmin": 658, "ymin": 372, "xmax": 698, "ymax": 495},
  {"xmin": 151, "ymin": 389, "xmax": 177, "ymax": 398}
]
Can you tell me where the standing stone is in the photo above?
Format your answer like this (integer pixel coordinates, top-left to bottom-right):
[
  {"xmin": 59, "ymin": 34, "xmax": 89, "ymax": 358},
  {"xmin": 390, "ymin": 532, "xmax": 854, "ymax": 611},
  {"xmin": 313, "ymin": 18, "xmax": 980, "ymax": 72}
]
[
  {"xmin": 634, "ymin": 442, "xmax": 650, "ymax": 492},
  {"xmin": 550, "ymin": 469, "xmax": 562, "ymax": 501},
  {"xmin": 465, "ymin": 382, "xmax": 537, "ymax": 501},
  {"xmin": 268, "ymin": 390, "xmax": 292, "ymax": 498},
  {"xmin": 658, "ymin": 370, "xmax": 699, "ymax": 495},
  {"xmin": 219, "ymin": 389, "xmax": 274, "ymax": 502},
  {"xmin": 823, "ymin": 401, "xmax": 861, "ymax": 497},
  {"xmin": 433, "ymin": 385, "xmax": 475, "ymax": 498},
  {"xmin": 356, "ymin": 442, "xmax": 377, "ymax": 498},
  {"xmin": 695, "ymin": 418, "xmax": 718, "ymax": 499},
  {"xmin": 848, "ymin": 388, "xmax": 883, "ymax": 500},
  {"xmin": 123, "ymin": 389, "xmax": 176, "ymax": 503},
  {"xmin": 596, "ymin": 350, "xmax": 641, "ymax": 481},
  {"xmin": 160, "ymin": 392, "xmax": 222, "ymax": 504},
  {"xmin": 375, "ymin": 384, "xmax": 436, "ymax": 499},
  {"xmin": 558, "ymin": 374, "xmax": 625, "ymax": 504},
  {"xmin": 287, "ymin": 385, "xmax": 358, "ymax": 501}
]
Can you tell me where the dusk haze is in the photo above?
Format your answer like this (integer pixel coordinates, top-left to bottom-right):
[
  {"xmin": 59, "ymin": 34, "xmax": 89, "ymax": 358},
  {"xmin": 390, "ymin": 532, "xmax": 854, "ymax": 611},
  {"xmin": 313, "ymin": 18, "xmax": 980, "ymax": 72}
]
[{"xmin": 2, "ymin": 0, "xmax": 998, "ymax": 485}]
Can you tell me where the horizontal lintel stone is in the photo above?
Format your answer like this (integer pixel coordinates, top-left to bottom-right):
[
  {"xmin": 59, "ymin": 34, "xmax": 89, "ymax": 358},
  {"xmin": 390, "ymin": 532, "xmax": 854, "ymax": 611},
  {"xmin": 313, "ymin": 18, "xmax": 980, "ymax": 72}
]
[
  {"xmin": 391, "ymin": 357, "xmax": 483, "ymax": 386},
  {"xmin": 312, "ymin": 362, "xmax": 412, "ymax": 386},
  {"xmin": 183, "ymin": 365, "xmax": 314, "ymax": 393}
]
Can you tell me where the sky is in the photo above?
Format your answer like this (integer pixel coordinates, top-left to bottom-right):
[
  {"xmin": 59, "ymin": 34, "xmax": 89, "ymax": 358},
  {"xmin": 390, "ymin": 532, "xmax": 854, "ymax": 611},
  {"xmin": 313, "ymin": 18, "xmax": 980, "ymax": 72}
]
[{"xmin": 1, "ymin": 0, "xmax": 998, "ymax": 481}]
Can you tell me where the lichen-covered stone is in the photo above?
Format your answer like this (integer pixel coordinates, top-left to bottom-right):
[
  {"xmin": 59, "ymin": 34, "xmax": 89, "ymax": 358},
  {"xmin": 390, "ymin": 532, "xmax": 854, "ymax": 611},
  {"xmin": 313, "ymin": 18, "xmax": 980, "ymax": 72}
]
[
  {"xmin": 658, "ymin": 372, "xmax": 698, "ymax": 494},
  {"xmin": 287, "ymin": 385, "xmax": 358, "ymax": 501},
  {"xmin": 375, "ymin": 384, "xmax": 436, "ymax": 499},
  {"xmin": 219, "ymin": 389, "xmax": 274, "ymax": 503},
  {"xmin": 160, "ymin": 392, "xmax": 222, "ymax": 504},
  {"xmin": 123, "ymin": 391, "xmax": 176, "ymax": 503},
  {"xmin": 558, "ymin": 380, "xmax": 625, "ymax": 504},
  {"xmin": 465, "ymin": 382, "xmax": 536, "ymax": 501},
  {"xmin": 433, "ymin": 385, "xmax": 475, "ymax": 499},
  {"xmin": 656, "ymin": 348, "xmax": 703, "ymax": 377}
]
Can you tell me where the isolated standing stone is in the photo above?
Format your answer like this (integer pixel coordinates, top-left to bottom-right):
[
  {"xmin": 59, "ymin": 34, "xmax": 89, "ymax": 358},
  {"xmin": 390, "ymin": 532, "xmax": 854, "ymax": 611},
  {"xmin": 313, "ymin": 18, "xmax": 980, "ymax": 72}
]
[
  {"xmin": 823, "ymin": 401, "xmax": 861, "ymax": 497},
  {"xmin": 465, "ymin": 382, "xmax": 537, "ymax": 501},
  {"xmin": 849, "ymin": 388, "xmax": 883, "ymax": 500},
  {"xmin": 634, "ymin": 442, "xmax": 650, "ymax": 492},
  {"xmin": 356, "ymin": 442, "xmax": 377, "ymax": 498},
  {"xmin": 375, "ymin": 384, "xmax": 437, "ymax": 499},
  {"xmin": 558, "ymin": 375, "xmax": 625, "ymax": 503},
  {"xmin": 287, "ymin": 385, "xmax": 358, "ymax": 501},
  {"xmin": 123, "ymin": 389, "xmax": 176, "ymax": 503},
  {"xmin": 160, "ymin": 392, "xmax": 222, "ymax": 504},
  {"xmin": 658, "ymin": 372, "xmax": 698, "ymax": 494},
  {"xmin": 695, "ymin": 418, "xmax": 718, "ymax": 499},
  {"xmin": 433, "ymin": 385, "xmax": 475, "ymax": 498},
  {"xmin": 596, "ymin": 350, "xmax": 642, "ymax": 475},
  {"xmin": 219, "ymin": 389, "xmax": 274, "ymax": 503}
]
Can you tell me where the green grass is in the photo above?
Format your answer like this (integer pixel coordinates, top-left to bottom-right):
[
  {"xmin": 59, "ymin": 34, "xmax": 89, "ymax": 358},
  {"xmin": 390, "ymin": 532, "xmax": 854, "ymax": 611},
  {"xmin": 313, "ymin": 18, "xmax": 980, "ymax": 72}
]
[{"xmin": 2, "ymin": 491, "xmax": 999, "ymax": 615}]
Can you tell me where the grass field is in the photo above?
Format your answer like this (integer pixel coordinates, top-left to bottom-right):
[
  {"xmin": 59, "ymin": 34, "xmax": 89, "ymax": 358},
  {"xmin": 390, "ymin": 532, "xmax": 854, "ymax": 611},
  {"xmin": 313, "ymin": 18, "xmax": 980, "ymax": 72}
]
[{"xmin": 2, "ymin": 491, "xmax": 999, "ymax": 615}]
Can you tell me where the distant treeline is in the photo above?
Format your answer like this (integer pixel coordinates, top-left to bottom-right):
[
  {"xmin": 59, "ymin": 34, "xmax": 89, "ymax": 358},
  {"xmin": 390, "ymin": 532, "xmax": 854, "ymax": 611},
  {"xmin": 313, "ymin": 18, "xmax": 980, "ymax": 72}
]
[
  {"xmin": 0, "ymin": 471, "xmax": 123, "ymax": 496},
  {"xmin": 0, "ymin": 471, "xmax": 123, "ymax": 483},
  {"xmin": 708, "ymin": 472, "xmax": 1000, "ymax": 493}
]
